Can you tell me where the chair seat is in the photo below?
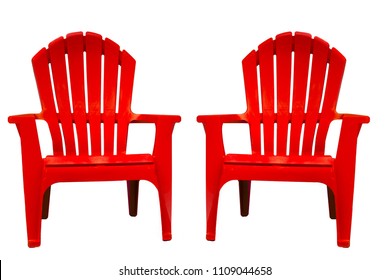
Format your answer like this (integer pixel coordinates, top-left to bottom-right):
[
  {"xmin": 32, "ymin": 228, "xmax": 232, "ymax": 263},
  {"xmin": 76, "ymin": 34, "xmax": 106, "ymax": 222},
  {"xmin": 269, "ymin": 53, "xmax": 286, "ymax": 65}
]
[
  {"xmin": 224, "ymin": 154, "xmax": 334, "ymax": 167},
  {"xmin": 44, "ymin": 154, "xmax": 154, "ymax": 167}
]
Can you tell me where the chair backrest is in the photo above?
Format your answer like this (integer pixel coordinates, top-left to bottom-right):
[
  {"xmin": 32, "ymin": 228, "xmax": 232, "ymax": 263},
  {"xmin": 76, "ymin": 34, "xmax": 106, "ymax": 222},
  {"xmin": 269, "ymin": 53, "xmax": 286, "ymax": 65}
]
[
  {"xmin": 242, "ymin": 32, "xmax": 346, "ymax": 157},
  {"xmin": 32, "ymin": 32, "xmax": 136, "ymax": 157}
]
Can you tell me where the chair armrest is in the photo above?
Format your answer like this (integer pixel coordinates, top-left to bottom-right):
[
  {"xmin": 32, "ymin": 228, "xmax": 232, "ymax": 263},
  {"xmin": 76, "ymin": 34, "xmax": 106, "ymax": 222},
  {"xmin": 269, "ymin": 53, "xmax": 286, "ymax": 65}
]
[
  {"xmin": 132, "ymin": 113, "xmax": 181, "ymax": 124},
  {"xmin": 337, "ymin": 113, "xmax": 370, "ymax": 124},
  {"xmin": 197, "ymin": 113, "xmax": 247, "ymax": 124},
  {"xmin": 197, "ymin": 114, "xmax": 246, "ymax": 161},
  {"xmin": 335, "ymin": 113, "xmax": 369, "ymax": 171},
  {"xmin": 8, "ymin": 113, "xmax": 43, "ymax": 170},
  {"xmin": 130, "ymin": 114, "xmax": 181, "ymax": 168},
  {"xmin": 8, "ymin": 113, "xmax": 40, "ymax": 124}
]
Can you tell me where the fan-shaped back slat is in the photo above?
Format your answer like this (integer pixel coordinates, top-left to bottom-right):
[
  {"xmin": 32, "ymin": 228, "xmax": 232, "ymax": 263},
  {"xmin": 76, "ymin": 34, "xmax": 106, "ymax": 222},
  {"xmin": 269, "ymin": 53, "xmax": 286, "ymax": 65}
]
[
  {"xmin": 289, "ymin": 32, "xmax": 312, "ymax": 155},
  {"xmin": 258, "ymin": 38, "xmax": 275, "ymax": 155},
  {"xmin": 275, "ymin": 33, "xmax": 293, "ymax": 156},
  {"xmin": 301, "ymin": 36, "xmax": 329, "ymax": 155},
  {"xmin": 48, "ymin": 37, "xmax": 76, "ymax": 155},
  {"xmin": 32, "ymin": 49, "xmax": 64, "ymax": 155},
  {"xmin": 102, "ymin": 38, "xmax": 120, "ymax": 156},
  {"xmin": 314, "ymin": 48, "xmax": 346, "ymax": 155},
  {"xmin": 85, "ymin": 32, "xmax": 103, "ymax": 155},
  {"xmin": 242, "ymin": 50, "xmax": 261, "ymax": 154},
  {"xmin": 66, "ymin": 32, "xmax": 89, "ymax": 155},
  {"xmin": 117, "ymin": 50, "xmax": 136, "ymax": 154}
]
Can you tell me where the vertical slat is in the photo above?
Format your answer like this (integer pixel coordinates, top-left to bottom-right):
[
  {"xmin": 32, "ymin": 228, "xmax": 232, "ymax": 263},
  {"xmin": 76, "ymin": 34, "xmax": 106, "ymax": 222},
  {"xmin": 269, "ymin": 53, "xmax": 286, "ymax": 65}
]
[
  {"xmin": 315, "ymin": 48, "xmax": 346, "ymax": 155},
  {"xmin": 85, "ymin": 32, "xmax": 103, "ymax": 155},
  {"xmin": 32, "ymin": 48, "xmax": 64, "ymax": 155},
  {"xmin": 48, "ymin": 37, "xmax": 76, "ymax": 155},
  {"xmin": 289, "ymin": 32, "xmax": 312, "ymax": 155},
  {"xmin": 242, "ymin": 50, "xmax": 261, "ymax": 154},
  {"xmin": 117, "ymin": 50, "xmax": 136, "ymax": 154},
  {"xmin": 301, "ymin": 37, "xmax": 329, "ymax": 155},
  {"xmin": 320, "ymin": 48, "xmax": 345, "ymax": 116},
  {"xmin": 258, "ymin": 38, "xmax": 275, "ymax": 155},
  {"xmin": 275, "ymin": 32, "xmax": 292, "ymax": 156},
  {"xmin": 103, "ymin": 38, "xmax": 120, "ymax": 155},
  {"xmin": 66, "ymin": 32, "xmax": 89, "ymax": 155}
]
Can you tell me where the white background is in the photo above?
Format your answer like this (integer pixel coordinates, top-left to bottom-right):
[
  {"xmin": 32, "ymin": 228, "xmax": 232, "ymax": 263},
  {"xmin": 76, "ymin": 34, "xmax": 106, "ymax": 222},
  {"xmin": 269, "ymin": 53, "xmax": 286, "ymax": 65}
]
[{"xmin": 0, "ymin": 0, "xmax": 388, "ymax": 279}]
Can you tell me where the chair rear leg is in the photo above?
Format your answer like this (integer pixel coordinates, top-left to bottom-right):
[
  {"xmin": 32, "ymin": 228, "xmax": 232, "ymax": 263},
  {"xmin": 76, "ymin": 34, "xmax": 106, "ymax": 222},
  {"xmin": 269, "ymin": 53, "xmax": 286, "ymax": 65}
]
[
  {"xmin": 127, "ymin": 180, "xmax": 139, "ymax": 217},
  {"xmin": 326, "ymin": 186, "xmax": 336, "ymax": 219},
  {"xmin": 239, "ymin": 180, "xmax": 251, "ymax": 216},
  {"xmin": 42, "ymin": 186, "xmax": 51, "ymax": 219}
]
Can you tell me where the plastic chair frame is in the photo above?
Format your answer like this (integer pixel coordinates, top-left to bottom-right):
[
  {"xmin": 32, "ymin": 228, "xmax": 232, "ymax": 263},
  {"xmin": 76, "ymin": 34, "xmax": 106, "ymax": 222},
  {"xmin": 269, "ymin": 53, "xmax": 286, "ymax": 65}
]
[
  {"xmin": 197, "ymin": 32, "xmax": 369, "ymax": 247},
  {"xmin": 9, "ymin": 32, "xmax": 181, "ymax": 247}
]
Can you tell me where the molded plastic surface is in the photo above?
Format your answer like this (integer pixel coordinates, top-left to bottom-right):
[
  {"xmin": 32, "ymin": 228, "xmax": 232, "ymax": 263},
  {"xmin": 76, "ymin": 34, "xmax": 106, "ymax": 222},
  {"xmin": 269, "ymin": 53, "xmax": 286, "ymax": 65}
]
[
  {"xmin": 197, "ymin": 32, "xmax": 369, "ymax": 247},
  {"xmin": 9, "ymin": 32, "xmax": 181, "ymax": 247}
]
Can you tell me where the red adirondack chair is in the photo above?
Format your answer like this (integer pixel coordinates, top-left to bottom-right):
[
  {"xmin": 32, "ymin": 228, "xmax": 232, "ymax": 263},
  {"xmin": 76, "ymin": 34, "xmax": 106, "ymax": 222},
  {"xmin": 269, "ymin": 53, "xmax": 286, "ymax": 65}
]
[
  {"xmin": 197, "ymin": 32, "xmax": 369, "ymax": 247},
  {"xmin": 9, "ymin": 31, "xmax": 181, "ymax": 247}
]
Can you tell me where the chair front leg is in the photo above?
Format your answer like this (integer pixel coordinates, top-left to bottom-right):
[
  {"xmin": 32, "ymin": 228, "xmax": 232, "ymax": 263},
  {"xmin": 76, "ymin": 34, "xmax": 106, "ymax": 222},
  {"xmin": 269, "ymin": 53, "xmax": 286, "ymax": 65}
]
[
  {"xmin": 206, "ymin": 183, "xmax": 220, "ymax": 241},
  {"xmin": 334, "ymin": 116, "xmax": 365, "ymax": 248},
  {"xmin": 153, "ymin": 121, "xmax": 176, "ymax": 241},
  {"xmin": 24, "ymin": 176, "xmax": 44, "ymax": 248},
  {"xmin": 10, "ymin": 115, "xmax": 45, "ymax": 247},
  {"xmin": 201, "ymin": 120, "xmax": 225, "ymax": 241},
  {"xmin": 334, "ymin": 169, "xmax": 355, "ymax": 248},
  {"xmin": 158, "ymin": 186, "xmax": 172, "ymax": 241}
]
